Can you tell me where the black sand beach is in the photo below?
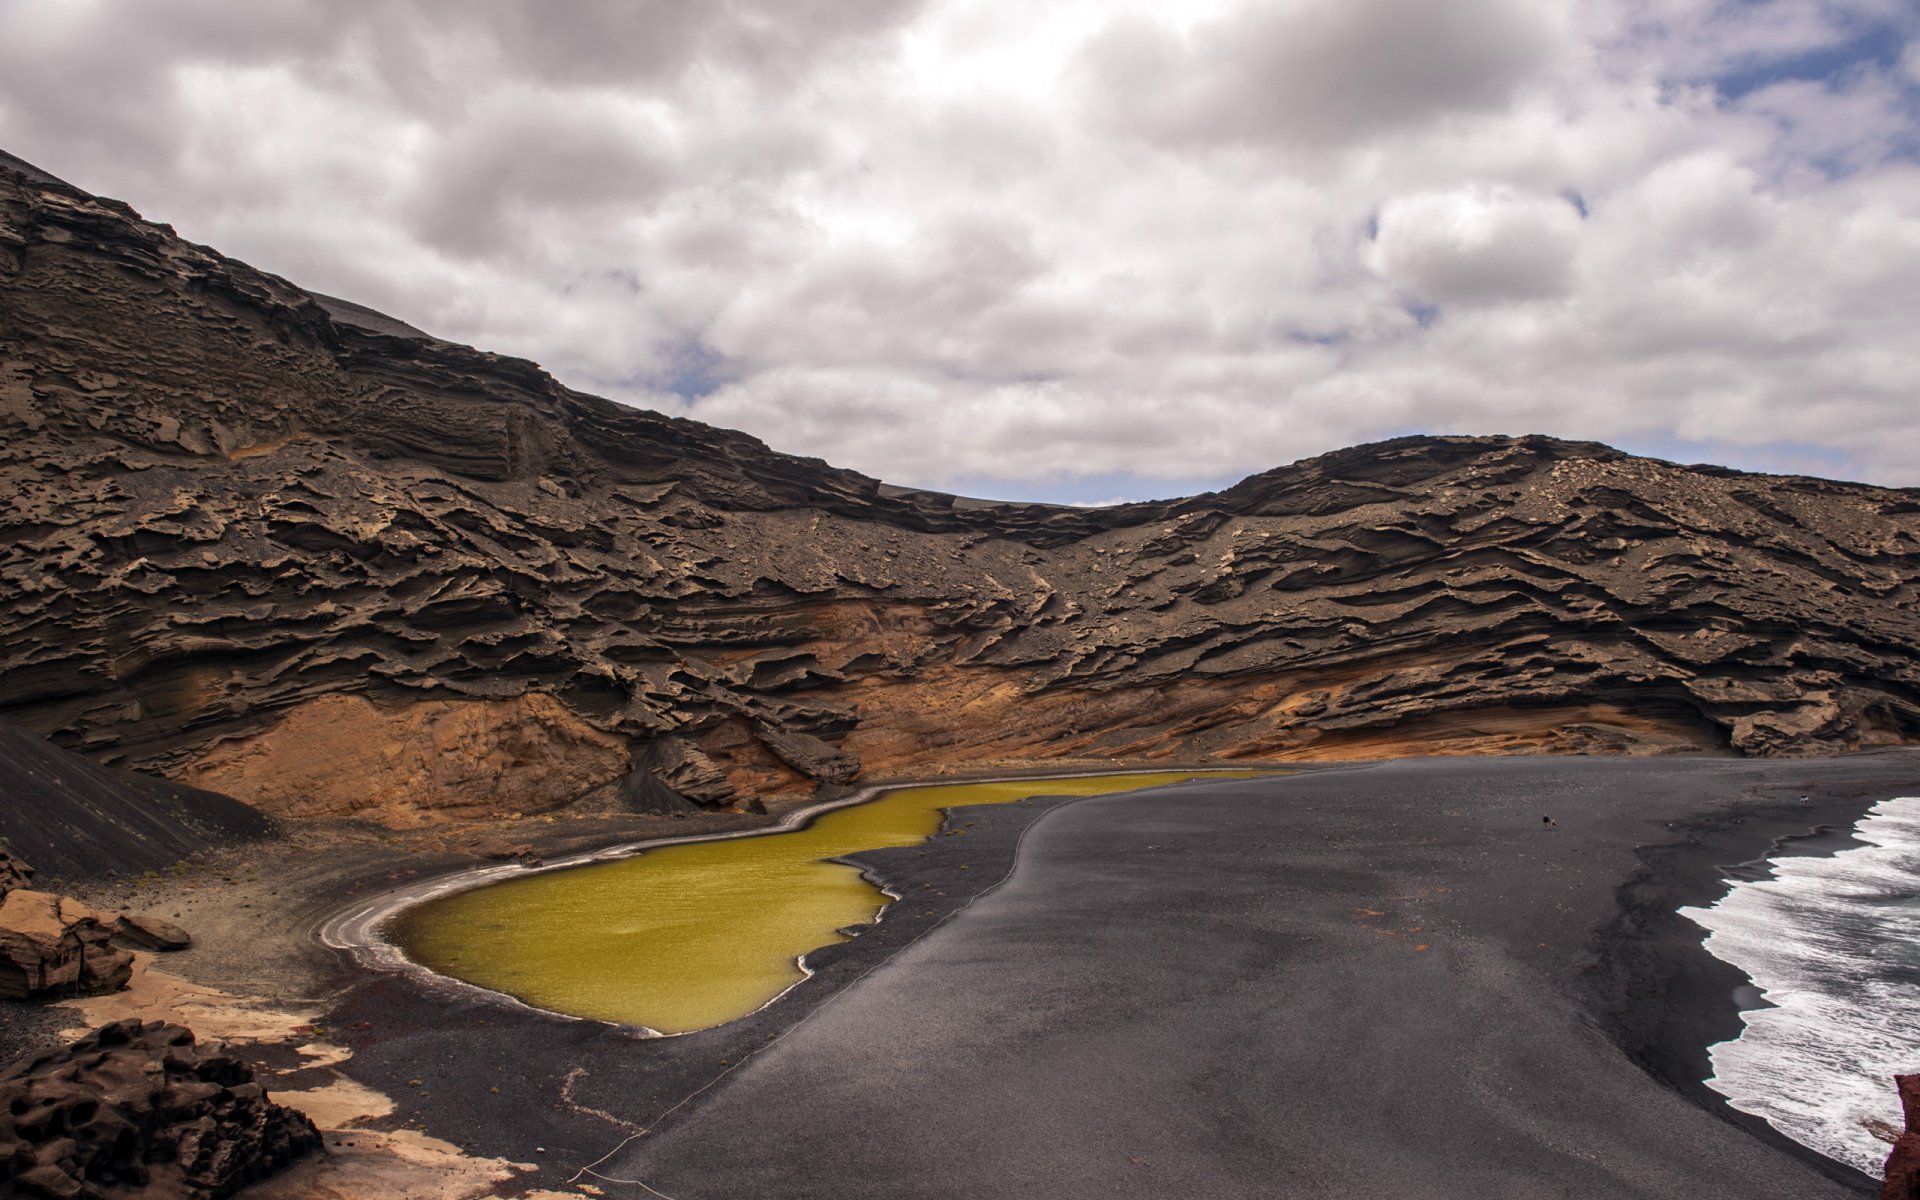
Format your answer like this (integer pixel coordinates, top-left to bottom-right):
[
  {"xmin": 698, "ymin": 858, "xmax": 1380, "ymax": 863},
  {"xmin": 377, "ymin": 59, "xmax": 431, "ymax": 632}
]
[
  {"xmin": 288, "ymin": 753, "xmax": 1920, "ymax": 1198},
  {"xmin": 18, "ymin": 755, "xmax": 1918, "ymax": 1196}
]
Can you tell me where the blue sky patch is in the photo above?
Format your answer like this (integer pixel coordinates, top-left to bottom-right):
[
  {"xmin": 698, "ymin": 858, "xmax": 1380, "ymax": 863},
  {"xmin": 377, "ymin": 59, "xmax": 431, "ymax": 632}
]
[{"xmin": 1709, "ymin": 18, "xmax": 1912, "ymax": 101}]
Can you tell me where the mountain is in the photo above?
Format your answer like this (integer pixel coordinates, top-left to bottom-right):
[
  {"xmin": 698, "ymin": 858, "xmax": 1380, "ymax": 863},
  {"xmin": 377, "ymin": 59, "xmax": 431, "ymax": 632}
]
[{"xmin": 2, "ymin": 153, "xmax": 1917, "ymax": 827}]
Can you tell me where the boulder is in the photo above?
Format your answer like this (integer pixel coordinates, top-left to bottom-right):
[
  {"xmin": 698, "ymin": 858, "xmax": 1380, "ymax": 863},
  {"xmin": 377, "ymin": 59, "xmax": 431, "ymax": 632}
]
[
  {"xmin": 464, "ymin": 839, "xmax": 543, "ymax": 868},
  {"xmin": 755, "ymin": 724, "xmax": 861, "ymax": 786},
  {"xmin": 0, "ymin": 890, "xmax": 133, "ymax": 1000},
  {"xmin": 0, "ymin": 848, "xmax": 33, "ymax": 898},
  {"xmin": 113, "ymin": 912, "xmax": 193, "ymax": 952},
  {"xmin": 0, "ymin": 1018, "xmax": 321, "ymax": 1199},
  {"xmin": 1883, "ymin": 1074, "xmax": 1920, "ymax": 1199}
]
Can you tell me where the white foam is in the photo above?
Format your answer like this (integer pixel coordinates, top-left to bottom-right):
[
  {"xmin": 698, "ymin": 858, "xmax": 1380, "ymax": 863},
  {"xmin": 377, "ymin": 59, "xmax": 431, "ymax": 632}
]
[{"xmin": 1681, "ymin": 796, "xmax": 1920, "ymax": 1177}]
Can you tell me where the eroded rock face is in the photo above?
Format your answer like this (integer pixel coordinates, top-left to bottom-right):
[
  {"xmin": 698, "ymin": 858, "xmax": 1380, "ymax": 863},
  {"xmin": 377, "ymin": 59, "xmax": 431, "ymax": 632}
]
[
  {"xmin": 177, "ymin": 692, "xmax": 630, "ymax": 825},
  {"xmin": 1, "ymin": 154, "xmax": 1918, "ymax": 825},
  {"xmin": 0, "ymin": 889, "xmax": 132, "ymax": 1000},
  {"xmin": 0, "ymin": 1018, "xmax": 321, "ymax": 1199}
]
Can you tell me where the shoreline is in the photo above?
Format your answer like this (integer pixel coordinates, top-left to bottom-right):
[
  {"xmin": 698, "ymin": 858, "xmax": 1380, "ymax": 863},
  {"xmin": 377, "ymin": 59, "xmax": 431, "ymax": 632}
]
[
  {"xmin": 10, "ymin": 751, "xmax": 1920, "ymax": 1196},
  {"xmin": 318, "ymin": 763, "xmax": 1292, "ymax": 1033},
  {"xmin": 1584, "ymin": 775, "xmax": 1913, "ymax": 1192}
]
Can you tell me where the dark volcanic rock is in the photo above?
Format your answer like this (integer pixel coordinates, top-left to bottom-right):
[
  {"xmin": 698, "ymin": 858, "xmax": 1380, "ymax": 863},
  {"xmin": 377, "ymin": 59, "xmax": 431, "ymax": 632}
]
[
  {"xmin": 0, "ymin": 1018, "xmax": 321, "ymax": 1199},
  {"xmin": 0, "ymin": 151, "xmax": 1917, "ymax": 825},
  {"xmin": 0, "ymin": 720, "xmax": 268, "ymax": 882}
]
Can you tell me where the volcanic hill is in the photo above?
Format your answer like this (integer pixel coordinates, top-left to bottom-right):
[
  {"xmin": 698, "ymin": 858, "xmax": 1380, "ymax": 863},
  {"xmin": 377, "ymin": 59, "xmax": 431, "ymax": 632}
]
[{"xmin": 3, "ymin": 153, "xmax": 1918, "ymax": 828}]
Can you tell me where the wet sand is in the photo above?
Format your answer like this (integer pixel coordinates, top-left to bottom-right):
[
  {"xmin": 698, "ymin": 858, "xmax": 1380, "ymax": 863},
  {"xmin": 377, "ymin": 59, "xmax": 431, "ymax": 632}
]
[{"xmin": 11, "ymin": 754, "xmax": 1920, "ymax": 1197}]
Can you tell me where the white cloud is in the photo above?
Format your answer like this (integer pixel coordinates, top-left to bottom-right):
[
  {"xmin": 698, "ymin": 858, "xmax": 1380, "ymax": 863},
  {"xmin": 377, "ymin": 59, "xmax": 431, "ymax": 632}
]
[
  {"xmin": 1, "ymin": 0, "xmax": 1918, "ymax": 492},
  {"xmin": 1368, "ymin": 185, "xmax": 1585, "ymax": 306},
  {"xmin": 1077, "ymin": 0, "xmax": 1575, "ymax": 150}
]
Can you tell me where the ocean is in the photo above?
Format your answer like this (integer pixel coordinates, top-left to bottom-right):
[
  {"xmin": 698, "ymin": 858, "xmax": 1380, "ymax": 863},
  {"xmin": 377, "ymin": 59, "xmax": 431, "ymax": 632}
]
[{"xmin": 1681, "ymin": 795, "xmax": 1920, "ymax": 1178}]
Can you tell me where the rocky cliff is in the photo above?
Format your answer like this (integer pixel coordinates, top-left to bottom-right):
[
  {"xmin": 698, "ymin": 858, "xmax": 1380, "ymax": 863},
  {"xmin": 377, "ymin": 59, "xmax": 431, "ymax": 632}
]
[{"xmin": 3, "ymin": 153, "xmax": 1918, "ymax": 825}]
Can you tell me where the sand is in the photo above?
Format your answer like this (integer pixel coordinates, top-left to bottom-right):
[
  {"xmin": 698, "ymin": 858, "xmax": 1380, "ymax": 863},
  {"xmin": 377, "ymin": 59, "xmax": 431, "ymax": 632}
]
[{"xmin": 8, "ymin": 753, "xmax": 1919, "ymax": 1197}]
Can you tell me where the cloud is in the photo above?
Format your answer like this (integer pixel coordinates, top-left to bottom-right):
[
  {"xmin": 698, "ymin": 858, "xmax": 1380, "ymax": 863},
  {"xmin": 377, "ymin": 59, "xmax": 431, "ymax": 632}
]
[
  {"xmin": 1078, "ymin": 0, "xmax": 1574, "ymax": 149},
  {"xmin": 1, "ymin": 0, "xmax": 1918, "ymax": 495},
  {"xmin": 1368, "ymin": 186, "xmax": 1585, "ymax": 307}
]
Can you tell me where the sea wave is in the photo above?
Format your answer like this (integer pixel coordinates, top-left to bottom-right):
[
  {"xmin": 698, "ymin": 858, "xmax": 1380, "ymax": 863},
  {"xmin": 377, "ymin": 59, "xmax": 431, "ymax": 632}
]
[{"xmin": 1681, "ymin": 796, "xmax": 1920, "ymax": 1177}]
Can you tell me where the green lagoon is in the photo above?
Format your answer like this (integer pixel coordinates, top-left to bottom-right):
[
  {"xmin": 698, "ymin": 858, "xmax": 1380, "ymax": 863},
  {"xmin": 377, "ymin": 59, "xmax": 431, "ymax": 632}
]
[{"xmin": 391, "ymin": 771, "xmax": 1264, "ymax": 1033}]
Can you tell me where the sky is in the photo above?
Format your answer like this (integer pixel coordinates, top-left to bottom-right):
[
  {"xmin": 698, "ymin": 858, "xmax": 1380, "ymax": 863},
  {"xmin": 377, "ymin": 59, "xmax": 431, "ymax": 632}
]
[{"xmin": 2, "ymin": 1, "xmax": 1918, "ymax": 503}]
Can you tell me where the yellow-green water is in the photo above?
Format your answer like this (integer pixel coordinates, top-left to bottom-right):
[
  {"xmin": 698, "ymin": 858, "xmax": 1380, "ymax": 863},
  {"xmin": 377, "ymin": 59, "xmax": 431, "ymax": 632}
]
[{"xmin": 390, "ymin": 771, "xmax": 1264, "ymax": 1034}]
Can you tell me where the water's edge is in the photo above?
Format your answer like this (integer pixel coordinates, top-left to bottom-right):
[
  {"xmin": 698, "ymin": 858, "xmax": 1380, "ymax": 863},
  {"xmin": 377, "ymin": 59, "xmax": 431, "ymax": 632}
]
[
  {"xmin": 316, "ymin": 767, "xmax": 1287, "ymax": 1033},
  {"xmin": 1585, "ymin": 788, "xmax": 1889, "ymax": 1194},
  {"xmin": 1683, "ymin": 796, "xmax": 1920, "ymax": 1178}
]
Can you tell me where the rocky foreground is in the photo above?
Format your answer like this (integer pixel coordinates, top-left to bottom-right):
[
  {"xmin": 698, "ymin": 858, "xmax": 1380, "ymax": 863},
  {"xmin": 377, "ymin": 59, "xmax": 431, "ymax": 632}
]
[
  {"xmin": 2, "ymin": 151, "xmax": 1918, "ymax": 828},
  {"xmin": 0, "ymin": 1019, "xmax": 321, "ymax": 1199}
]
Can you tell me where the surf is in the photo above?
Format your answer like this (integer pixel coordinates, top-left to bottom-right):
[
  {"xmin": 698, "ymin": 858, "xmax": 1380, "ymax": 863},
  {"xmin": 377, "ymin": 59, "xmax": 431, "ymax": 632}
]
[{"xmin": 1682, "ymin": 795, "xmax": 1920, "ymax": 1176}]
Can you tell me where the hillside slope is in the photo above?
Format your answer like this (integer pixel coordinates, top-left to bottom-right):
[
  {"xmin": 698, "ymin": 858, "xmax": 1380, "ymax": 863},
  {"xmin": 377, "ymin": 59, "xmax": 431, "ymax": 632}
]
[
  {"xmin": 3, "ymin": 154, "xmax": 1918, "ymax": 825},
  {"xmin": 0, "ymin": 719, "xmax": 269, "ymax": 880}
]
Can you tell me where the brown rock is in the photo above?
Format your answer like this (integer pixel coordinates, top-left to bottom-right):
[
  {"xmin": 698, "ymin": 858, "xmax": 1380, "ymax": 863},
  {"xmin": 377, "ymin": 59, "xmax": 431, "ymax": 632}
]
[
  {"xmin": 756, "ymin": 725, "xmax": 861, "ymax": 786},
  {"xmin": 177, "ymin": 693, "xmax": 630, "ymax": 828},
  {"xmin": 0, "ymin": 890, "xmax": 131, "ymax": 1000},
  {"xmin": 0, "ymin": 848, "xmax": 33, "ymax": 898},
  {"xmin": 1887, "ymin": 1135, "xmax": 1920, "ymax": 1199},
  {"xmin": 0, "ymin": 1017, "xmax": 321, "ymax": 1199},
  {"xmin": 0, "ymin": 151, "xmax": 1915, "ymax": 835},
  {"xmin": 113, "ymin": 911, "xmax": 192, "ymax": 951},
  {"xmin": 1884, "ymin": 1075, "xmax": 1920, "ymax": 1199},
  {"xmin": 633, "ymin": 737, "xmax": 738, "ymax": 808},
  {"xmin": 464, "ymin": 839, "xmax": 541, "ymax": 867}
]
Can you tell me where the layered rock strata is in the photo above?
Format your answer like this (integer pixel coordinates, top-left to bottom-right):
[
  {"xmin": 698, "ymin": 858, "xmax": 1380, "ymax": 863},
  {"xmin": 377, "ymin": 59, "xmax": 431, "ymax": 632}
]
[
  {"xmin": 0, "ymin": 1018, "xmax": 321, "ymax": 1199},
  {"xmin": 2, "ymin": 153, "xmax": 1919, "ymax": 825}
]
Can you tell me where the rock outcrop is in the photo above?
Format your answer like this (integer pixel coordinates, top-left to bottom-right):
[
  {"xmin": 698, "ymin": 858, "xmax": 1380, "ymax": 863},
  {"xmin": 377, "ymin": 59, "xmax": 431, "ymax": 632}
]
[
  {"xmin": 0, "ymin": 848, "xmax": 139, "ymax": 1001},
  {"xmin": 0, "ymin": 1018, "xmax": 321, "ymax": 1199},
  {"xmin": 113, "ymin": 912, "xmax": 192, "ymax": 952},
  {"xmin": 2, "ymin": 151, "xmax": 1918, "ymax": 826},
  {"xmin": 1884, "ymin": 1075, "xmax": 1920, "ymax": 1198},
  {"xmin": 0, "ymin": 887, "xmax": 132, "ymax": 1000},
  {"xmin": 0, "ymin": 850, "xmax": 33, "ymax": 896}
]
